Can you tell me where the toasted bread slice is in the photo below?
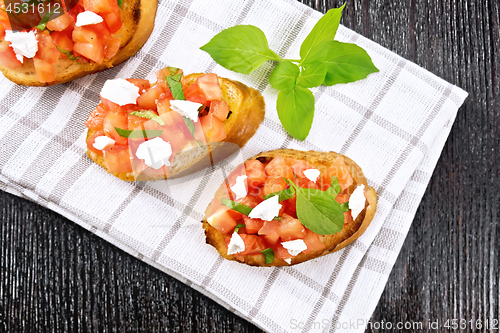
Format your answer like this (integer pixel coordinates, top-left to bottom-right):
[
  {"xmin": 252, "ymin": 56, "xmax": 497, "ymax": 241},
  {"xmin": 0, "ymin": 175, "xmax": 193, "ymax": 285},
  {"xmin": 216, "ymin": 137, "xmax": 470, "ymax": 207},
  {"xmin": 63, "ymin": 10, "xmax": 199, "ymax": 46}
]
[
  {"xmin": 86, "ymin": 73, "xmax": 265, "ymax": 181},
  {"xmin": 202, "ymin": 149, "xmax": 378, "ymax": 267},
  {"xmin": 0, "ymin": 0, "xmax": 157, "ymax": 86}
]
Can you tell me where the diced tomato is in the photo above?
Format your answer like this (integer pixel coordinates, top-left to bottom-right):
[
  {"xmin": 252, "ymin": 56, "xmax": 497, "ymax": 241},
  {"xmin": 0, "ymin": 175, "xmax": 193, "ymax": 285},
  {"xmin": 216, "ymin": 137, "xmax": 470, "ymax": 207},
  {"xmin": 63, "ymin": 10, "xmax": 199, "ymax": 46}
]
[
  {"xmin": 32, "ymin": 58, "xmax": 54, "ymax": 83},
  {"xmin": 156, "ymin": 98, "xmax": 172, "ymax": 115},
  {"xmin": 238, "ymin": 235, "xmax": 267, "ymax": 255},
  {"xmin": 155, "ymin": 67, "xmax": 182, "ymax": 91},
  {"xmin": 258, "ymin": 219, "xmax": 280, "ymax": 236},
  {"xmin": 85, "ymin": 103, "xmax": 108, "ymax": 130},
  {"xmin": 275, "ymin": 243, "xmax": 293, "ymax": 260},
  {"xmin": 138, "ymin": 86, "xmax": 162, "ymax": 111},
  {"xmin": 103, "ymin": 145, "xmax": 132, "ymax": 173},
  {"xmin": 103, "ymin": 35, "xmax": 120, "ymax": 59},
  {"xmin": 244, "ymin": 160, "xmax": 266, "ymax": 189},
  {"xmin": 100, "ymin": 97, "xmax": 124, "ymax": 113},
  {"xmin": 72, "ymin": 26, "xmax": 104, "ymax": 63},
  {"xmin": 184, "ymin": 83, "xmax": 207, "ymax": 105},
  {"xmin": 102, "ymin": 12, "xmax": 121, "ymax": 34},
  {"xmin": 196, "ymin": 73, "xmax": 223, "ymax": 101},
  {"xmin": 127, "ymin": 79, "xmax": 150, "ymax": 91},
  {"xmin": 265, "ymin": 155, "xmax": 294, "ymax": 179},
  {"xmin": 86, "ymin": 130, "xmax": 107, "ymax": 155},
  {"xmin": 89, "ymin": 21, "xmax": 111, "ymax": 37},
  {"xmin": 46, "ymin": 13, "xmax": 74, "ymax": 31},
  {"xmin": 158, "ymin": 112, "xmax": 190, "ymax": 154},
  {"xmin": 344, "ymin": 211, "xmax": 352, "ymax": 225},
  {"xmin": 83, "ymin": 0, "xmax": 119, "ymax": 14},
  {"xmin": 103, "ymin": 110, "xmax": 128, "ymax": 145},
  {"xmin": 209, "ymin": 100, "xmax": 230, "ymax": 121},
  {"xmin": 335, "ymin": 194, "xmax": 349, "ymax": 204},
  {"xmin": 127, "ymin": 115, "xmax": 149, "ymax": 130},
  {"xmin": 322, "ymin": 156, "xmax": 354, "ymax": 193},
  {"xmin": 36, "ymin": 32, "xmax": 59, "ymax": 65},
  {"xmin": 262, "ymin": 176, "xmax": 287, "ymax": 197},
  {"xmin": 302, "ymin": 229, "xmax": 326, "ymax": 254},
  {"xmin": 0, "ymin": 41, "xmax": 22, "ymax": 69},
  {"xmin": 242, "ymin": 215, "xmax": 264, "ymax": 234},
  {"xmin": 278, "ymin": 214, "xmax": 306, "ymax": 241},
  {"xmin": 200, "ymin": 113, "xmax": 226, "ymax": 142},
  {"xmin": 51, "ymin": 31, "xmax": 74, "ymax": 55},
  {"xmin": 207, "ymin": 207, "xmax": 238, "ymax": 234},
  {"xmin": 287, "ymin": 159, "xmax": 314, "ymax": 179},
  {"xmin": 236, "ymin": 194, "xmax": 263, "ymax": 208},
  {"xmin": 291, "ymin": 177, "xmax": 318, "ymax": 189},
  {"xmin": 287, "ymin": 195, "xmax": 296, "ymax": 213}
]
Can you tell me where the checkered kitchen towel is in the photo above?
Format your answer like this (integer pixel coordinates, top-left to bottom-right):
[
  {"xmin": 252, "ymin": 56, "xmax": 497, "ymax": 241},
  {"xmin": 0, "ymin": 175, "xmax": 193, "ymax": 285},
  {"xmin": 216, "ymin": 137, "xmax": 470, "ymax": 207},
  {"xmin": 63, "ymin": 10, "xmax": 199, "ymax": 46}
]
[{"xmin": 0, "ymin": 0, "xmax": 468, "ymax": 332}]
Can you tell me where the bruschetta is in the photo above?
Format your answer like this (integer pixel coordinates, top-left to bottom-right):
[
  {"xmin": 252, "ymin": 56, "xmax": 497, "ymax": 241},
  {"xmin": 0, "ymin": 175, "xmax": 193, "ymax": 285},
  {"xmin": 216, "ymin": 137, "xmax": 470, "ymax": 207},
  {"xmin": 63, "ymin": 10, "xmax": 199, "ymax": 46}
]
[
  {"xmin": 202, "ymin": 149, "xmax": 378, "ymax": 266},
  {"xmin": 0, "ymin": 0, "xmax": 156, "ymax": 85},
  {"xmin": 85, "ymin": 67, "xmax": 265, "ymax": 181}
]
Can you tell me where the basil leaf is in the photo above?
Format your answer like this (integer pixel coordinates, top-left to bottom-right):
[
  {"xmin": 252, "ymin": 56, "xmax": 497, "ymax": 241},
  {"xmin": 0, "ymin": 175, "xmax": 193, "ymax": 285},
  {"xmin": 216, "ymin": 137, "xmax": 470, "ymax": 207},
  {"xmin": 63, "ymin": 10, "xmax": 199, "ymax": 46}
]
[
  {"xmin": 55, "ymin": 46, "xmax": 80, "ymax": 61},
  {"xmin": 182, "ymin": 116, "xmax": 202, "ymax": 147},
  {"xmin": 36, "ymin": 6, "xmax": 59, "ymax": 30},
  {"xmin": 340, "ymin": 202, "xmax": 350, "ymax": 212},
  {"xmin": 269, "ymin": 61, "xmax": 299, "ymax": 90},
  {"xmin": 221, "ymin": 198, "xmax": 253, "ymax": 216},
  {"xmin": 299, "ymin": 3, "xmax": 345, "ymax": 61},
  {"xmin": 114, "ymin": 127, "xmax": 163, "ymax": 139},
  {"xmin": 234, "ymin": 223, "xmax": 246, "ymax": 233},
  {"xmin": 296, "ymin": 63, "xmax": 328, "ymax": 88},
  {"xmin": 301, "ymin": 40, "xmax": 332, "ymax": 66},
  {"xmin": 277, "ymin": 86, "xmax": 315, "ymax": 141},
  {"xmin": 166, "ymin": 73, "xmax": 185, "ymax": 100},
  {"xmin": 130, "ymin": 111, "xmax": 165, "ymax": 125},
  {"xmin": 261, "ymin": 248, "xmax": 274, "ymax": 264},
  {"xmin": 117, "ymin": 0, "xmax": 124, "ymax": 9},
  {"xmin": 326, "ymin": 176, "xmax": 341, "ymax": 196},
  {"xmin": 200, "ymin": 25, "xmax": 282, "ymax": 74},
  {"xmin": 321, "ymin": 41, "xmax": 379, "ymax": 86},
  {"xmin": 287, "ymin": 179, "xmax": 345, "ymax": 235},
  {"xmin": 167, "ymin": 67, "xmax": 180, "ymax": 75},
  {"xmin": 263, "ymin": 185, "xmax": 295, "ymax": 202}
]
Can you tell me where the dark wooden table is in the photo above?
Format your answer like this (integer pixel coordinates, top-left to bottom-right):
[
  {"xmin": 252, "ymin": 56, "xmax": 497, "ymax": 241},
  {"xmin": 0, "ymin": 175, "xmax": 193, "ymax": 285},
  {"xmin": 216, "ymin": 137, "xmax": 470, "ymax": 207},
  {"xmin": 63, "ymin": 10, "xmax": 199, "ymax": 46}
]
[{"xmin": 1, "ymin": 0, "xmax": 498, "ymax": 332}]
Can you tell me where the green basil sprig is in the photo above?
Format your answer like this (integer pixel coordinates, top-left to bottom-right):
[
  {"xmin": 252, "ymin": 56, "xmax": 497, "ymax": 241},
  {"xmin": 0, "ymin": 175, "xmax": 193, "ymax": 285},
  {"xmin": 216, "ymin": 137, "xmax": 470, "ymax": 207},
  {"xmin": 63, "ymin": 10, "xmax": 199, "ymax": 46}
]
[
  {"xmin": 114, "ymin": 127, "xmax": 163, "ymax": 139},
  {"xmin": 55, "ymin": 46, "xmax": 80, "ymax": 61},
  {"xmin": 166, "ymin": 72, "xmax": 185, "ymax": 100},
  {"xmin": 261, "ymin": 248, "xmax": 275, "ymax": 264},
  {"xmin": 200, "ymin": 3, "xmax": 378, "ymax": 140},
  {"xmin": 130, "ymin": 110, "xmax": 165, "ymax": 125},
  {"xmin": 233, "ymin": 223, "xmax": 246, "ymax": 233}
]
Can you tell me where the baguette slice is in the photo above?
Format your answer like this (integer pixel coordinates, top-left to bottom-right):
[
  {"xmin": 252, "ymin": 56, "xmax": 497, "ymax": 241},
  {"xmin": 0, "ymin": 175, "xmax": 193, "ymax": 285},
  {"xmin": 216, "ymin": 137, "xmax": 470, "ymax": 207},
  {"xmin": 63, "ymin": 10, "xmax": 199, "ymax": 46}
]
[
  {"xmin": 0, "ymin": 0, "xmax": 157, "ymax": 86},
  {"xmin": 86, "ymin": 73, "xmax": 265, "ymax": 181},
  {"xmin": 202, "ymin": 149, "xmax": 378, "ymax": 267}
]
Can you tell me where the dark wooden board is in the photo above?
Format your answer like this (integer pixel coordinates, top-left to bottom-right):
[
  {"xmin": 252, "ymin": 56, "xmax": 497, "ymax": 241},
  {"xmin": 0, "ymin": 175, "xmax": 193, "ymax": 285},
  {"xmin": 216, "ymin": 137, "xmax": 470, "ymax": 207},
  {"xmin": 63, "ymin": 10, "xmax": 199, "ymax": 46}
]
[{"xmin": 1, "ymin": 0, "xmax": 498, "ymax": 332}]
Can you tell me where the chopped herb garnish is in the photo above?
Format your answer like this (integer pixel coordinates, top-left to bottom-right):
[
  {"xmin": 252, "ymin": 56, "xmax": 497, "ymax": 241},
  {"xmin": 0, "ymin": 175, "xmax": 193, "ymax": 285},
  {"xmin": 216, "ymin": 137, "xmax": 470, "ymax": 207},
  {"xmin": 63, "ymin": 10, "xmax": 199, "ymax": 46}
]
[
  {"xmin": 325, "ymin": 176, "xmax": 341, "ymax": 197},
  {"xmin": 340, "ymin": 202, "xmax": 350, "ymax": 212},
  {"xmin": 221, "ymin": 198, "xmax": 252, "ymax": 216},
  {"xmin": 130, "ymin": 110, "xmax": 165, "ymax": 125},
  {"xmin": 117, "ymin": 0, "xmax": 124, "ymax": 9},
  {"xmin": 55, "ymin": 46, "xmax": 80, "ymax": 60},
  {"xmin": 261, "ymin": 248, "xmax": 274, "ymax": 264},
  {"xmin": 36, "ymin": 6, "xmax": 59, "ymax": 30},
  {"xmin": 263, "ymin": 184, "xmax": 295, "ymax": 202},
  {"xmin": 233, "ymin": 223, "xmax": 245, "ymax": 233},
  {"xmin": 166, "ymin": 73, "xmax": 185, "ymax": 100}
]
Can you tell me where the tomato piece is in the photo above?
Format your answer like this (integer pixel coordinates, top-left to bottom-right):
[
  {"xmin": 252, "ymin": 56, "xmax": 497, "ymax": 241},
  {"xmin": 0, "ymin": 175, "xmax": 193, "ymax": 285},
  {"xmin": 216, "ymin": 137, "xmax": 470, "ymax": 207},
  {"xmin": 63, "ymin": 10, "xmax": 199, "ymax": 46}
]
[
  {"xmin": 262, "ymin": 176, "xmax": 287, "ymax": 197},
  {"xmin": 344, "ymin": 211, "xmax": 352, "ymax": 225},
  {"xmin": 207, "ymin": 207, "xmax": 238, "ymax": 234},
  {"xmin": 322, "ymin": 156, "xmax": 354, "ymax": 193},
  {"xmin": 158, "ymin": 112, "xmax": 190, "ymax": 154},
  {"xmin": 242, "ymin": 215, "xmax": 264, "ymax": 234},
  {"xmin": 0, "ymin": 41, "xmax": 22, "ymax": 69},
  {"xmin": 156, "ymin": 98, "xmax": 172, "ymax": 115},
  {"xmin": 155, "ymin": 67, "xmax": 182, "ymax": 91},
  {"xmin": 196, "ymin": 73, "xmax": 223, "ymax": 101},
  {"xmin": 89, "ymin": 21, "xmax": 111, "ymax": 36},
  {"xmin": 335, "ymin": 194, "xmax": 349, "ymax": 204},
  {"xmin": 36, "ymin": 32, "xmax": 59, "ymax": 65},
  {"xmin": 103, "ymin": 35, "xmax": 120, "ymax": 59},
  {"xmin": 86, "ymin": 130, "xmax": 107, "ymax": 155},
  {"xmin": 291, "ymin": 177, "xmax": 318, "ymax": 190},
  {"xmin": 258, "ymin": 219, "xmax": 280, "ymax": 236},
  {"xmin": 51, "ymin": 31, "xmax": 74, "ymax": 55},
  {"xmin": 103, "ymin": 145, "xmax": 132, "ymax": 173},
  {"xmin": 265, "ymin": 155, "xmax": 294, "ymax": 179},
  {"xmin": 126, "ymin": 79, "xmax": 150, "ymax": 91},
  {"xmin": 32, "ymin": 58, "xmax": 54, "ymax": 83},
  {"xmin": 72, "ymin": 26, "xmax": 104, "ymax": 63},
  {"xmin": 184, "ymin": 83, "xmax": 207, "ymax": 105},
  {"xmin": 237, "ymin": 194, "xmax": 263, "ymax": 209},
  {"xmin": 137, "ymin": 86, "xmax": 162, "ymax": 111},
  {"xmin": 127, "ymin": 115, "xmax": 149, "ymax": 130},
  {"xmin": 209, "ymin": 100, "xmax": 230, "ymax": 121},
  {"xmin": 85, "ymin": 103, "xmax": 108, "ymax": 130},
  {"xmin": 302, "ymin": 229, "xmax": 326, "ymax": 255},
  {"xmin": 275, "ymin": 243, "xmax": 293, "ymax": 260},
  {"xmin": 100, "ymin": 97, "xmax": 124, "ymax": 113},
  {"xmin": 83, "ymin": 0, "xmax": 119, "ymax": 14},
  {"xmin": 103, "ymin": 110, "xmax": 128, "ymax": 145},
  {"xmin": 46, "ymin": 13, "xmax": 74, "ymax": 31},
  {"xmin": 102, "ymin": 12, "xmax": 121, "ymax": 34},
  {"xmin": 238, "ymin": 235, "xmax": 267, "ymax": 255},
  {"xmin": 278, "ymin": 214, "xmax": 306, "ymax": 241},
  {"xmin": 244, "ymin": 160, "xmax": 266, "ymax": 189},
  {"xmin": 200, "ymin": 113, "xmax": 226, "ymax": 142},
  {"xmin": 288, "ymin": 159, "xmax": 314, "ymax": 179}
]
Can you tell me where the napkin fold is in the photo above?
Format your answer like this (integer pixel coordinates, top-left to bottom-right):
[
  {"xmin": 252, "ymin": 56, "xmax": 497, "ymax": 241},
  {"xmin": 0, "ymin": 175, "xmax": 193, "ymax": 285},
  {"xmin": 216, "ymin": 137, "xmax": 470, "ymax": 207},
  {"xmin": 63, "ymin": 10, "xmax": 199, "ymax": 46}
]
[{"xmin": 0, "ymin": 0, "xmax": 467, "ymax": 332}]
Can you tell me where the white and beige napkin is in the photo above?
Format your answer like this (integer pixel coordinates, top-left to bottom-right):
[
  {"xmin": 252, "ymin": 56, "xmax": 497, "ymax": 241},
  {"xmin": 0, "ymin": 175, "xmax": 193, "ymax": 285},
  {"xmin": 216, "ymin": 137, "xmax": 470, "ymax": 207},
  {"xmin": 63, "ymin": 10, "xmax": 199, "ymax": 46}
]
[{"xmin": 0, "ymin": 0, "xmax": 467, "ymax": 332}]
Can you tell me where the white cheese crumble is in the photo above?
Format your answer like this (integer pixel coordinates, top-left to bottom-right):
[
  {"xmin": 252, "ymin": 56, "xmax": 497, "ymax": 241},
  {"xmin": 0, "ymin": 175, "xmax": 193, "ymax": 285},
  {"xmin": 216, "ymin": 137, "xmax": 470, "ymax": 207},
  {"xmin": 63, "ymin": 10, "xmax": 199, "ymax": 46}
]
[
  {"xmin": 284, "ymin": 258, "xmax": 291, "ymax": 264},
  {"xmin": 170, "ymin": 100, "xmax": 202, "ymax": 122},
  {"xmin": 135, "ymin": 137, "xmax": 172, "ymax": 170},
  {"xmin": 227, "ymin": 232, "xmax": 245, "ymax": 255},
  {"xmin": 100, "ymin": 79, "xmax": 140, "ymax": 106},
  {"xmin": 348, "ymin": 184, "xmax": 366, "ymax": 220},
  {"xmin": 4, "ymin": 30, "xmax": 38, "ymax": 63},
  {"xmin": 230, "ymin": 175, "xmax": 247, "ymax": 200},
  {"xmin": 75, "ymin": 11, "xmax": 103, "ymax": 26},
  {"xmin": 248, "ymin": 195, "xmax": 282, "ymax": 221},
  {"xmin": 281, "ymin": 239, "xmax": 307, "ymax": 257},
  {"xmin": 303, "ymin": 168, "xmax": 320, "ymax": 182},
  {"xmin": 92, "ymin": 136, "xmax": 115, "ymax": 150}
]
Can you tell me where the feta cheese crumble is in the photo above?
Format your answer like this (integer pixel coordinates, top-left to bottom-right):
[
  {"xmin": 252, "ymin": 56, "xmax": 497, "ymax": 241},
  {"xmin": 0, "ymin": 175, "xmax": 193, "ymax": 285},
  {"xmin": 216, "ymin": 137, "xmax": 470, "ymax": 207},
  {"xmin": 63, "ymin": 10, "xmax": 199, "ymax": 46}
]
[
  {"xmin": 170, "ymin": 100, "xmax": 202, "ymax": 122},
  {"xmin": 248, "ymin": 195, "xmax": 282, "ymax": 221},
  {"xmin": 4, "ymin": 30, "xmax": 38, "ymax": 63},
  {"xmin": 100, "ymin": 79, "xmax": 140, "ymax": 106},
  {"xmin": 303, "ymin": 168, "xmax": 320, "ymax": 182},
  {"xmin": 281, "ymin": 239, "xmax": 307, "ymax": 256},
  {"xmin": 135, "ymin": 137, "xmax": 172, "ymax": 170},
  {"xmin": 75, "ymin": 11, "xmax": 103, "ymax": 26},
  {"xmin": 348, "ymin": 184, "xmax": 366, "ymax": 220},
  {"xmin": 230, "ymin": 175, "xmax": 247, "ymax": 200},
  {"xmin": 92, "ymin": 136, "xmax": 115, "ymax": 150},
  {"xmin": 227, "ymin": 232, "xmax": 245, "ymax": 255}
]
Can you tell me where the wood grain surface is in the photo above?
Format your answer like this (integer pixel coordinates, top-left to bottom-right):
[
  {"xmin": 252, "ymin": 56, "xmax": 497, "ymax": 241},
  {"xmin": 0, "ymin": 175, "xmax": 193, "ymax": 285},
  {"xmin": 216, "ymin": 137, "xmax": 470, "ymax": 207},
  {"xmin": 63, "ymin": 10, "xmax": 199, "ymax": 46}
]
[{"xmin": 1, "ymin": 0, "xmax": 498, "ymax": 332}]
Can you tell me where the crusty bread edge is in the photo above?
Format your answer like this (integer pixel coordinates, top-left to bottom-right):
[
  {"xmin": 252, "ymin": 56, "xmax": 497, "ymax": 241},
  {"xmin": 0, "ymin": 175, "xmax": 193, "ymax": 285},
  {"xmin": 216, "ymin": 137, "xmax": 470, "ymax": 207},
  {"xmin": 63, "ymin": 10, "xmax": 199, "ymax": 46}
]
[{"xmin": 202, "ymin": 149, "xmax": 378, "ymax": 267}]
